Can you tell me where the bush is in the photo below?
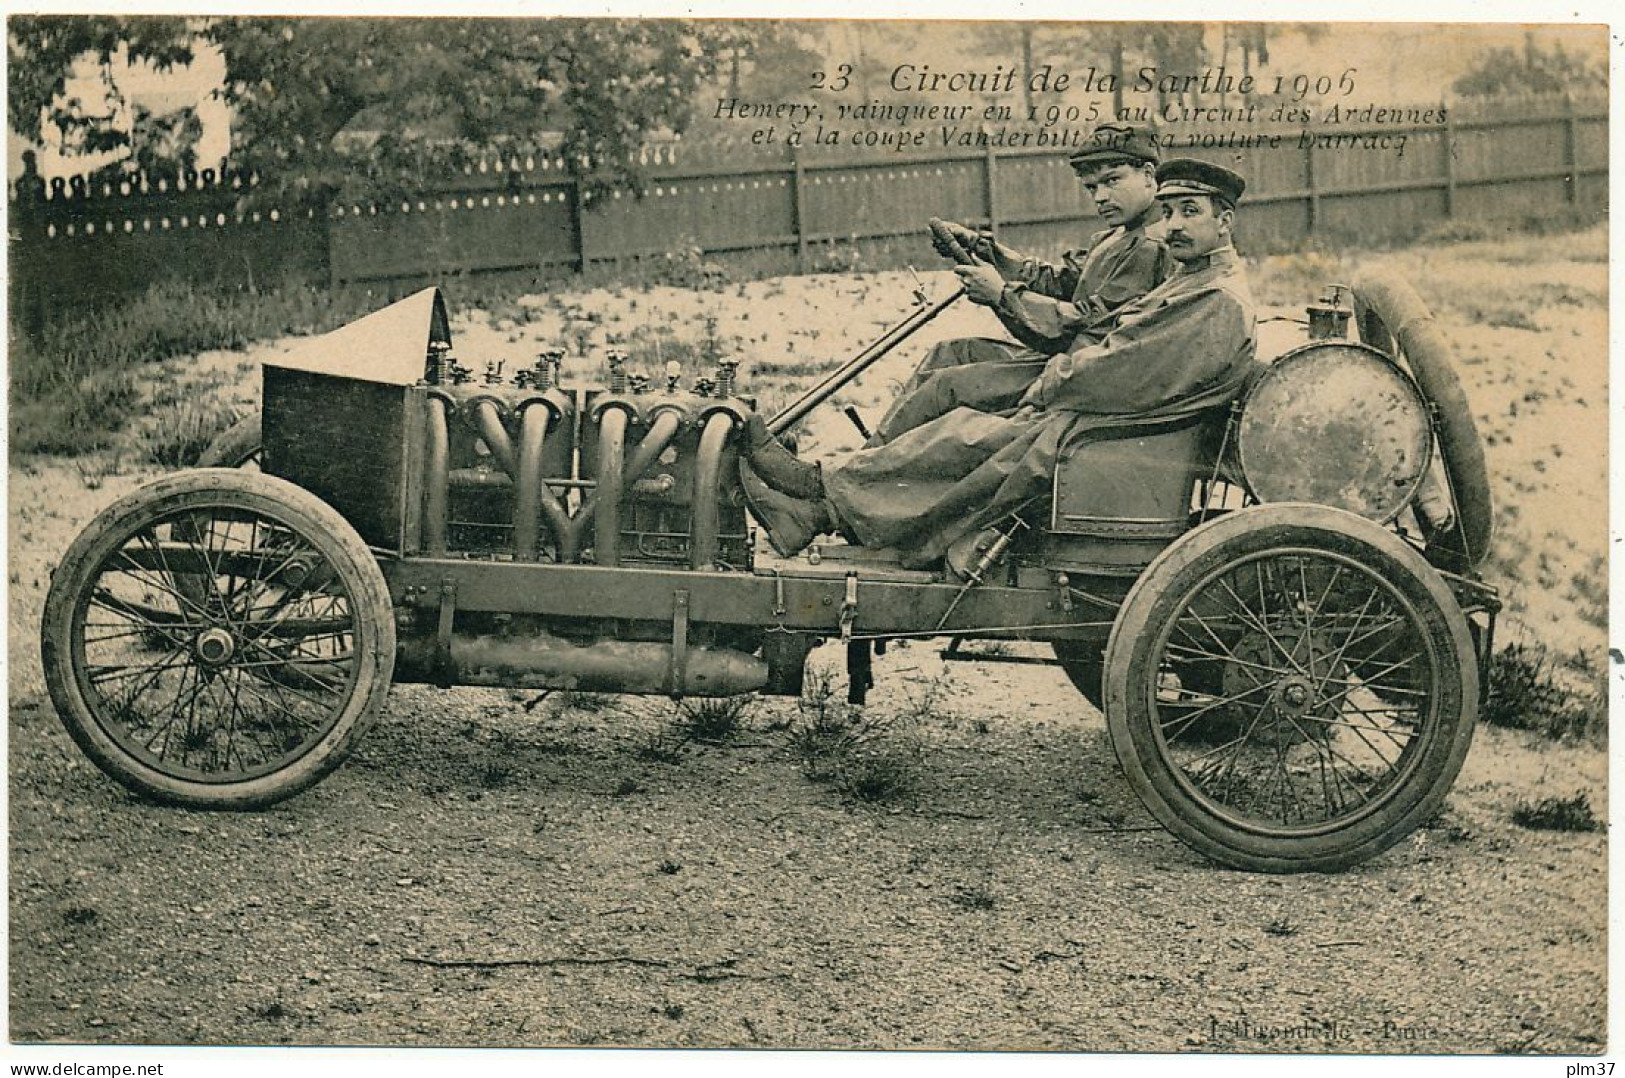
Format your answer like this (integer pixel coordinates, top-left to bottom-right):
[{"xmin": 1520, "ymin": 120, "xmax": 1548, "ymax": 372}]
[
  {"xmin": 675, "ymin": 696, "xmax": 753, "ymax": 744},
  {"xmin": 1482, "ymin": 643, "xmax": 1606, "ymax": 743},
  {"xmin": 1510, "ymin": 792, "xmax": 1599, "ymax": 833},
  {"xmin": 786, "ymin": 670, "xmax": 922, "ymax": 802}
]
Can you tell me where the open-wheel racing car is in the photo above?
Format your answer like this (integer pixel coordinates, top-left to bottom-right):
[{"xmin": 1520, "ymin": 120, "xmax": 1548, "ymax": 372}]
[{"xmin": 41, "ymin": 267, "xmax": 1498, "ymax": 873}]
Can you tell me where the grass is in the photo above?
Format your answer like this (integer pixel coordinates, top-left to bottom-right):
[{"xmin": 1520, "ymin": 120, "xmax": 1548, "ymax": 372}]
[
  {"xmin": 1510, "ymin": 792, "xmax": 1600, "ymax": 833},
  {"xmin": 635, "ymin": 728, "xmax": 688, "ymax": 764},
  {"xmin": 674, "ymin": 696, "xmax": 753, "ymax": 745},
  {"xmin": 475, "ymin": 759, "xmax": 516, "ymax": 790},
  {"xmin": 553, "ymin": 690, "xmax": 617, "ymax": 715},
  {"xmin": 949, "ymin": 884, "xmax": 998, "ymax": 912},
  {"xmin": 139, "ymin": 401, "xmax": 244, "ymax": 468},
  {"xmin": 10, "ymin": 278, "xmax": 389, "ymax": 458},
  {"xmin": 836, "ymin": 748, "xmax": 919, "ymax": 804},
  {"xmin": 610, "ymin": 313, "xmax": 737, "ymax": 374},
  {"xmin": 1481, "ymin": 643, "xmax": 1606, "ymax": 744},
  {"xmin": 786, "ymin": 670, "xmax": 923, "ymax": 803}
]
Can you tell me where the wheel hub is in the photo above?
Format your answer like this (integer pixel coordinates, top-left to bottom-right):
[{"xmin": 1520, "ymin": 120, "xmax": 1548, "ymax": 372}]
[
  {"xmin": 278, "ymin": 553, "xmax": 318, "ymax": 589},
  {"xmin": 192, "ymin": 626, "xmax": 236, "ymax": 666},
  {"xmin": 1277, "ymin": 677, "xmax": 1315, "ymax": 714},
  {"xmin": 1221, "ymin": 629, "xmax": 1341, "ymax": 746}
]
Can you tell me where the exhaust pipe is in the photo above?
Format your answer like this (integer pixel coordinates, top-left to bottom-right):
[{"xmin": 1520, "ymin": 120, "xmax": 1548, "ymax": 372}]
[
  {"xmin": 593, "ymin": 405, "xmax": 631, "ymax": 566},
  {"xmin": 576, "ymin": 406, "xmax": 683, "ymax": 533},
  {"xmin": 470, "ymin": 399, "xmax": 519, "ymax": 477},
  {"xmin": 689, "ymin": 411, "xmax": 737, "ymax": 570},
  {"xmin": 424, "ymin": 395, "xmax": 452, "ymax": 555}
]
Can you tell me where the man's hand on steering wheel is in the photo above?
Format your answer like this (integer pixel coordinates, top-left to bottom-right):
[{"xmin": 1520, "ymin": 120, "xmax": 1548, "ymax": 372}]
[
  {"xmin": 954, "ymin": 257, "xmax": 1005, "ymax": 306},
  {"xmin": 930, "ymin": 218, "xmax": 995, "ymax": 264}
]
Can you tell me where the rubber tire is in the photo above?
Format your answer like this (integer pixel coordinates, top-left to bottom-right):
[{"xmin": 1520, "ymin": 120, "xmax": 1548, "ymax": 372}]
[
  {"xmin": 41, "ymin": 469, "xmax": 396, "ymax": 809},
  {"xmin": 1352, "ymin": 271, "xmax": 1493, "ymax": 571},
  {"xmin": 198, "ymin": 412, "xmax": 263, "ymax": 469},
  {"xmin": 1102, "ymin": 503, "xmax": 1479, "ymax": 873},
  {"xmin": 1052, "ymin": 639, "xmax": 1104, "ymax": 710},
  {"xmin": 174, "ymin": 412, "xmax": 265, "ymax": 610}
]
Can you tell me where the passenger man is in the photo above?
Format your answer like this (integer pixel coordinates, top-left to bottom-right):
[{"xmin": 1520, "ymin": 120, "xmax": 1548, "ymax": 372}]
[
  {"xmin": 863, "ymin": 123, "xmax": 1171, "ymax": 445},
  {"xmin": 739, "ymin": 158, "xmax": 1258, "ymax": 569}
]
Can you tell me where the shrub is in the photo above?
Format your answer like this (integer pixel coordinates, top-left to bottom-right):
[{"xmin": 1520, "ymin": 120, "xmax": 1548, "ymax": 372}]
[
  {"xmin": 139, "ymin": 402, "xmax": 243, "ymax": 468},
  {"xmin": 835, "ymin": 746, "xmax": 919, "ymax": 804},
  {"xmin": 675, "ymin": 696, "xmax": 753, "ymax": 745},
  {"xmin": 1510, "ymin": 792, "xmax": 1599, "ymax": 833},
  {"xmin": 786, "ymin": 670, "xmax": 922, "ymax": 801},
  {"xmin": 1482, "ymin": 643, "xmax": 1605, "ymax": 743}
]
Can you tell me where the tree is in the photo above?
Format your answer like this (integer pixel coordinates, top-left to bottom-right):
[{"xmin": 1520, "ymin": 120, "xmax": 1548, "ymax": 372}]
[
  {"xmin": 1453, "ymin": 33, "xmax": 1605, "ymax": 96},
  {"xmin": 8, "ymin": 15, "xmax": 739, "ymax": 204},
  {"xmin": 1043, "ymin": 23, "xmax": 1207, "ymax": 119},
  {"xmin": 127, "ymin": 102, "xmax": 202, "ymax": 177}
]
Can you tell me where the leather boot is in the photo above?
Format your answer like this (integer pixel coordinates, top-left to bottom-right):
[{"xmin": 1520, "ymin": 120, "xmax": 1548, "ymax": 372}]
[
  {"xmin": 742, "ymin": 414, "xmax": 824, "ymax": 500},
  {"xmin": 738, "ymin": 460, "xmax": 833, "ymax": 557}
]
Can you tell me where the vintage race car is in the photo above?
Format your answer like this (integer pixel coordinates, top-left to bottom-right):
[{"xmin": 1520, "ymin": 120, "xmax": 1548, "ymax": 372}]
[{"xmin": 41, "ymin": 269, "xmax": 1497, "ymax": 873}]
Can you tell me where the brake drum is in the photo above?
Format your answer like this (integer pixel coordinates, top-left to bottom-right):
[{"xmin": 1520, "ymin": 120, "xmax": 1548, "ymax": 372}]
[{"xmin": 1237, "ymin": 342, "xmax": 1432, "ymax": 523}]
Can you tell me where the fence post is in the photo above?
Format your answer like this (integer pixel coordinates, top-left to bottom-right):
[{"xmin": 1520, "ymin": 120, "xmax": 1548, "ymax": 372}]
[
  {"xmin": 570, "ymin": 171, "xmax": 589, "ymax": 278},
  {"xmin": 983, "ymin": 136, "xmax": 1000, "ymax": 240},
  {"xmin": 1563, "ymin": 91, "xmax": 1579, "ymax": 205},
  {"xmin": 1441, "ymin": 100, "xmax": 1456, "ymax": 219},
  {"xmin": 789, "ymin": 145, "xmax": 807, "ymax": 273},
  {"xmin": 1304, "ymin": 134, "xmax": 1319, "ymax": 238},
  {"xmin": 8, "ymin": 160, "xmax": 48, "ymax": 340}
]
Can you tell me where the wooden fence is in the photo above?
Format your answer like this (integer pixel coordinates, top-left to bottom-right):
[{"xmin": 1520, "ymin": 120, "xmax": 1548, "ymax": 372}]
[{"xmin": 8, "ymin": 91, "xmax": 1607, "ymax": 328}]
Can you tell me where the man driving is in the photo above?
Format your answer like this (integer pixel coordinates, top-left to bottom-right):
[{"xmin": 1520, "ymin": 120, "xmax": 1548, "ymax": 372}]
[
  {"xmin": 739, "ymin": 158, "xmax": 1257, "ymax": 569},
  {"xmin": 863, "ymin": 123, "xmax": 1171, "ymax": 445}
]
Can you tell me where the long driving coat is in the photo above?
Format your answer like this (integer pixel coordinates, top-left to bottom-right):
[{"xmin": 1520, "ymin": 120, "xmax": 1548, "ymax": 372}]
[
  {"xmin": 827, "ymin": 246, "xmax": 1257, "ymax": 567},
  {"xmin": 870, "ymin": 218, "xmax": 1171, "ymax": 443}
]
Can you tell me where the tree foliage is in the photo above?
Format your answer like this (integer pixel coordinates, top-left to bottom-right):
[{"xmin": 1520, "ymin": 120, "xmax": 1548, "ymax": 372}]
[
  {"xmin": 1453, "ymin": 36, "xmax": 1605, "ymax": 97},
  {"xmin": 8, "ymin": 15, "xmax": 738, "ymax": 204},
  {"xmin": 8, "ymin": 15, "xmax": 194, "ymax": 160}
]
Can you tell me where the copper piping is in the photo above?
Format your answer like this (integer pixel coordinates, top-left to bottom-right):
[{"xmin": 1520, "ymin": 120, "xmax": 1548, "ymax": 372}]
[
  {"xmin": 689, "ymin": 412, "xmax": 736, "ymax": 570},
  {"xmin": 593, "ymin": 406, "xmax": 630, "ymax": 566},
  {"xmin": 424, "ymin": 395, "xmax": 451, "ymax": 556}
]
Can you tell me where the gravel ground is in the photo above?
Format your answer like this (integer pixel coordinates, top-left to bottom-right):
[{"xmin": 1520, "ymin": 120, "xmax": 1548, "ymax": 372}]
[{"xmin": 7, "ymin": 226, "xmax": 1608, "ymax": 1053}]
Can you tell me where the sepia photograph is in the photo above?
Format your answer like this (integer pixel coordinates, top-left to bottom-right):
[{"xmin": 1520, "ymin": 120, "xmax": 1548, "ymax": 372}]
[{"xmin": 4, "ymin": 8, "xmax": 1612, "ymax": 1067}]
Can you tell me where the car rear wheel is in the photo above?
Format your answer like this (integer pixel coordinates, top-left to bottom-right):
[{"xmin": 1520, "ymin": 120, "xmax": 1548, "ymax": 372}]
[{"xmin": 1103, "ymin": 504, "xmax": 1478, "ymax": 873}]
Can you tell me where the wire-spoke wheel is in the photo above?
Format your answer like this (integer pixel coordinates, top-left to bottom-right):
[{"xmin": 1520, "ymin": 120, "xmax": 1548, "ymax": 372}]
[
  {"xmin": 1103, "ymin": 504, "xmax": 1477, "ymax": 873},
  {"xmin": 42, "ymin": 469, "xmax": 395, "ymax": 808}
]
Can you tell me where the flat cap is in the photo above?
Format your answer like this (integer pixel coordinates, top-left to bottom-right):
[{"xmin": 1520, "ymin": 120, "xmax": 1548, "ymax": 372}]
[
  {"xmin": 1155, "ymin": 158, "xmax": 1246, "ymax": 207},
  {"xmin": 1068, "ymin": 123, "xmax": 1161, "ymax": 170}
]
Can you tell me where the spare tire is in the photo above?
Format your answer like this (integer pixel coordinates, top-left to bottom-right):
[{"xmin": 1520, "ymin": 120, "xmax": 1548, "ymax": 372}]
[{"xmin": 1351, "ymin": 271, "xmax": 1493, "ymax": 571}]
